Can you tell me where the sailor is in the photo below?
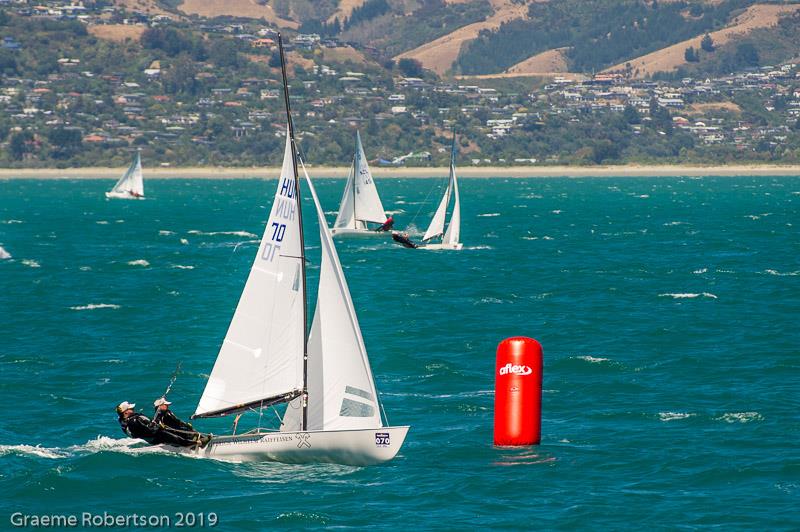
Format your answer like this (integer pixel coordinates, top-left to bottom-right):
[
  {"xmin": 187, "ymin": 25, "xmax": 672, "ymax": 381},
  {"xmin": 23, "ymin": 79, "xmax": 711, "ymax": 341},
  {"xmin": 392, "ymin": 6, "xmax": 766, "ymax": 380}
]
[
  {"xmin": 377, "ymin": 216, "xmax": 394, "ymax": 232},
  {"xmin": 392, "ymin": 231, "xmax": 418, "ymax": 249},
  {"xmin": 153, "ymin": 397, "xmax": 212, "ymax": 447},
  {"xmin": 115, "ymin": 401, "xmax": 208, "ymax": 448}
]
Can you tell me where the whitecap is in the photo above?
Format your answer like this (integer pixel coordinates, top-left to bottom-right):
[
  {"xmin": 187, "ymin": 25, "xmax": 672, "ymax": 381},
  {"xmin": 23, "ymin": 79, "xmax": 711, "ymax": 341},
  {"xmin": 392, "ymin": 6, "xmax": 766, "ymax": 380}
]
[
  {"xmin": 692, "ymin": 268, "xmax": 707, "ymax": 274},
  {"xmin": 718, "ymin": 411, "xmax": 763, "ymax": 423},
  {"xmin": 636, "ymin": 194, "xmax": 649, "ymax": 199},
  {"xmin": 763, "ymin": 269, "xmax": 799, "ymax": 276},
  {"xmin": 188, "ymin": 230, "xmax": 257, "ymax": 238},
  {"xmin": 70, "ymin": 303, "xmax": 121, "ymax": 311},
  {"xmin": 551, "ymin": 210, "xmax": 562, "ymax": 214},
  {"xmin": 158, "ymin": 230, "xmax": 175, "ymax": 236},
  {"xmin": 658, "ymin": 292, "xmax": 717, "ymax": 299},
  {"xmin": 3, "ymin": 219, "xmax": 23, "ymax": 224},
  {"xmin": 659, "ymin": 412, "xmax": 696, "ymax": 422},
  {"xmin": 478, "ymin": 213, "xmax": 500, "ymax": 217},
  {"xmin": 542, "ymin": 236, "xmax": 554, "ymax": 240},
  {"xmin": 180, "ymin": 238, "xmax": 189, "ymax": 245},
  {"xmin": 663, "ymin": 221, "xmax": 686, "ymax": 226},
  {"xmin": 127, "ymin": 259, "xmax": 150, "ymax": 267},
  {"xmin": 576, "ymin": 355, "xmax": 609, "ymax": 363},
  {"xmin": 79, "ymin": 266, "xmax": 91, "ymax": 271},
  {"xmin": 96, "ymin": 220, "xmax": 109, "ymax": 225},
  {"xmin": 464, "ymin": 245, "xmax": 493, "ymax": 250},
  {"xmin": 0, "ymin": 444, "xmax": 66, "ymax": 459},
  {"xmin": 22, "ymin": 259, "xmax": 40, "ymax": 268},
  {"xmin": 170, "ymin": 264, "xmax": 194, "ymax": 270},
  {"xmin": 385, "ymin": 209, "xmax": 405, "ymax": 215}
]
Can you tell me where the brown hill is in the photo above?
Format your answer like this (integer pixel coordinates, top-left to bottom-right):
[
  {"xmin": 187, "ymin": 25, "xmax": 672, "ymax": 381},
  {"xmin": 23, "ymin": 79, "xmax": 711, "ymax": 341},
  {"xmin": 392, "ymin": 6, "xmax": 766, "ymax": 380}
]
[{"xmin": 178, "ymin": 0, "xmax": 298, "ymax": 29}]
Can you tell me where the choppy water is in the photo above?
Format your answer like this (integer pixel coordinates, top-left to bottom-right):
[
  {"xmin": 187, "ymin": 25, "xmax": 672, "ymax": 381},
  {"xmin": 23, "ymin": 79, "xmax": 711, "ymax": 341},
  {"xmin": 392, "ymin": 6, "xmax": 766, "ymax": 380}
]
[{"xmin": 0, "ymin": 176, "xmax": 798, "ymax": 529}]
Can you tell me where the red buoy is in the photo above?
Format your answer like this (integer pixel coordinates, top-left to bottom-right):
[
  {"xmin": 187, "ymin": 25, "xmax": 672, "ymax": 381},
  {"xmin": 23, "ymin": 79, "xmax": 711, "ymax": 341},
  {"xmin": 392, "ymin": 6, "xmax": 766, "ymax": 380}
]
[{"xmin": 494, "ymin": 337, "xmax": 543, "ymax": 446}]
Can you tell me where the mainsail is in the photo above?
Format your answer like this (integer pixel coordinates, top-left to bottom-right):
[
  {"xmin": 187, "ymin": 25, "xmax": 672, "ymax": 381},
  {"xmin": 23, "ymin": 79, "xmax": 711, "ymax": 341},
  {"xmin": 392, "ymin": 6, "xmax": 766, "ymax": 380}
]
[
  {"xmin": 333, "ymin": 131, "xmax": 386, "ymax": 230},
  {"xmin": 194, "ymin": 131, "xmax": 305, "ymax": 418},
  {"xmin": 422, "ymin": 134, "xmax": 460, "ymax": 244},
  {"xmin": 110, "ymin": 152, "xmax": 144, "ymax": 197},
  {"xmin": 283, "ymin": 161, "xmax": 383, "ymax": 431}
]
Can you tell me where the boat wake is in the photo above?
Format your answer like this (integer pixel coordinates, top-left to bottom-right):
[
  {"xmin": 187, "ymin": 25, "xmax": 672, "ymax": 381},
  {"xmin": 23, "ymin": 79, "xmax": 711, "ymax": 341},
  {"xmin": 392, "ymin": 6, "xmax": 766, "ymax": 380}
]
[{"xmin": 0, "ymin": 436, "xmax": 159, "ymax": 460}]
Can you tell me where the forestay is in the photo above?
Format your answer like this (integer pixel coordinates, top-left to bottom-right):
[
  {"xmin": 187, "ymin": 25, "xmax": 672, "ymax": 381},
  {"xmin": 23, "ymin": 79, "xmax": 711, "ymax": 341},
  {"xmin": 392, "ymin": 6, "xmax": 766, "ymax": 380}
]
[
  {"xmin": 423, "ymin": 176, "xmax": 451, "ymax": 242},
  {"xmin": 283, "ymin": 161, "xmax": 383, "ymax": 431},
  {"xmin": 441, "ymin": 154, "xmax": 460, "ymax": 245},
  {"xmin": 194, "ymin": 132, "xmax": 305, "ymax": 418}
]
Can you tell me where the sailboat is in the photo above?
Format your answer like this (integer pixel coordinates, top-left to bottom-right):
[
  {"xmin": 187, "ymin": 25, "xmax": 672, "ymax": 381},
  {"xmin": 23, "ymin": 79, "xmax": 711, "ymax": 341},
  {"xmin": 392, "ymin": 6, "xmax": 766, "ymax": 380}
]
[
  {"xmin": 183, "ymin": 35, "xmax": 408, "ymax": 466},
  {"xmin": 106, "ymin": 151, "xmax": 144, "ymax": 199},
  {"xmin": 331, "ymin": 131, "xmax": 392, "ymax": 237},
  {"xmin": 418, "ymin": 131, "xmax": 462, "ymax": 250}
]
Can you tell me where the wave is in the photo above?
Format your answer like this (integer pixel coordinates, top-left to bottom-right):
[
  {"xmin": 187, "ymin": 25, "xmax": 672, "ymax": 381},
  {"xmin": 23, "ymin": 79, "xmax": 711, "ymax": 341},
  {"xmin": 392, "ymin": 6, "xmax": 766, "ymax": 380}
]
[
  {"xmin": 658, "ymin": 292, "xmax": 717, "ymax": 299},
  {"xmin": 170, "ymin": 264, "xmax": 194, "ymax": 270},
  {"xmin": 576, "ymin": 355, "xmax": 610, "ymax": 364},
  {"xmin": 384, "ymin": 209, "xmax": 405, "ymax": 215},
  {"xmin": 70, "ymin": 303, "xmax": 121, "ymax": 311},
  {"xmin": 187, "ymin": 230, "xmax": 257, "ymax": 238},
  {"xmin": 158, "ymin": 230, "xmax": 175, "ymax": 236},
  {"xmin": 96, "ymin": 220, "xmax": 109, "ymax": 225},
  {"xmin": 718, "ymin": 411, "xmax": 763, "ymax": 423},
  {"xmin": 692, "ymin": 268, "xmax": 707, "ymax": 274},
  {"xmin": 180, "ymin": 238, "xmax": 189, "ymax": 245},
  {"xmin": 22, "ymin": 259, "xmax": 40, "ymax": 268},
  {"xmin": 0, "ymin": 437, "xmax": 159, "ymax": 460},
  {"xmin": 0, "ymin": 246, "xmax": 11, "ymax": 259},
  {"xmin": 763, "ymin": 269, "xmax": 799, "ymax": 276},
  {"xmin": 658, "ymin": 412, "xmax": 696, "ymax": 422},
  {"xmin": 2, "ymin": 219, "xmax": 23, "ymax": 224},
  {"xmin": 477, "ymin": 213, "xmax": 500, "ymax": 217},
  {"xmin": 551, "ymin": 210, "xmax": 562, "ymax": 214},
  {"xmin": 127, "ymin": 259, "xmax": 150, "ymax": 267},
  {"xmin": 663, "ymin": 221, "xmax": 687, "ymax": 226}
]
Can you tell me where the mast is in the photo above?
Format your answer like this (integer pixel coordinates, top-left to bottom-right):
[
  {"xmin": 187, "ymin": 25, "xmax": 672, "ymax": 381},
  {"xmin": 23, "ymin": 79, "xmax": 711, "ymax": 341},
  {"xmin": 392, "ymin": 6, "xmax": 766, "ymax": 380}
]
[{"xmin": 278, "ymin": 34, "xmax": 310, "ymax": 431}]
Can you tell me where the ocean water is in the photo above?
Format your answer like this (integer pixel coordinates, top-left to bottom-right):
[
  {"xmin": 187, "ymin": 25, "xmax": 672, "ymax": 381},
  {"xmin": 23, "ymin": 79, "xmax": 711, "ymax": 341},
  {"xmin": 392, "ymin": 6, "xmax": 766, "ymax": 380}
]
[{"xmin": 0, "ymin": 176, "xmax": 798, "ymax": 530}]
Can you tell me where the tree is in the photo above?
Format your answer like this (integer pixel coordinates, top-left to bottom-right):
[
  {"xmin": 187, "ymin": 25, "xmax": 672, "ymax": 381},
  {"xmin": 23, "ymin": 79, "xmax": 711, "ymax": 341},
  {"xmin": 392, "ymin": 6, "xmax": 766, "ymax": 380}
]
[
  {"xmin": 684, "ymin": 46, "xmax": 698, "ymax": 63},
  {"xmin": 9, "ymin": 131, "xmax": 34, "ymax": 161},
  {"xmin": 734, "ymin": 43, "xmax": 759, "ymax": 68},
  {"xmin": 268, "ymin": 50, "xmax": 281, "ymax": 68},
  {"xmin": 623, "ymin": 104, "xmax": 641, "ymax": 124},
  {"xmin": 700, "ymin": 33, "xmax": 714, "ymax": 52},
  {"xmin": 398, "ymin": 58, "xmax": 423, "ymax": 77}
]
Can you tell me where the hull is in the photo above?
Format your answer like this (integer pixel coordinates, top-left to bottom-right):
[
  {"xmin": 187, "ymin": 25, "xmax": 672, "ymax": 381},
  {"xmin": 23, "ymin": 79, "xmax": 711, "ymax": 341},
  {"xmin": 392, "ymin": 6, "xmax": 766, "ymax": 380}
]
[
  {"xmin": 106, "ymin": 191, "xmax": 144, "ymax": 200},
  {"xmin": 420, "ymin": 242, "xmax": 463, "ymax": 250},
  {"xmin": 173, "ymin": 426, "xmax": 409, "ymax": 466},
  {"xmin": 331, "ymin": 227, "xmax": 391, "ymax": 238}
]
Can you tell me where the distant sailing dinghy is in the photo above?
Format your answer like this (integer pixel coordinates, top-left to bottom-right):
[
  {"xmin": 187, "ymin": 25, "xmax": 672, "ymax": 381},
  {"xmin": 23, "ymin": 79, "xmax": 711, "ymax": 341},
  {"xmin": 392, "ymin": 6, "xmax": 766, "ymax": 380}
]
[
  {"xmin": 106, "ymin": 152, "xmax": 144, "ymax": 199},
  {"xmin": 418, "ymin": 132, "xmax": 462, "ymax": 250},
  {"xmin": 183, "ymin": 36, "xmax": 408, "ymax": 467},
  {"xmin": 331, "ymin": 131, "xmax": 392, "ymax": 237}
]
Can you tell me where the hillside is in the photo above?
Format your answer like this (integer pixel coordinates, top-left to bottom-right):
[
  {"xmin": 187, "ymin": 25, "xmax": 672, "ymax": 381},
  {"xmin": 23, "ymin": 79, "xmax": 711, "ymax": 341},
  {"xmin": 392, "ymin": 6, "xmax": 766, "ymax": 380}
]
[
  {"xmin": 394, "ymin": 0, "xmax": 528, "ymax": 75},
  {"xmin": 603, "ymin": 3, "xmax": 800, "ymax": 78}
]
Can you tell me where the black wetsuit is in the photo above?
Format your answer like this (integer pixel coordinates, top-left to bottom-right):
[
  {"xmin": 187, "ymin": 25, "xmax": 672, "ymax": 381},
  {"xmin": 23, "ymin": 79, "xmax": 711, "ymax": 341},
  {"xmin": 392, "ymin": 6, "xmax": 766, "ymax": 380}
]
[
  {"xmin": 154, "ymin": 408, "xmax": 195, "ymax": 433},
  {"xmin": 118, "ymin": 412, "xmax": 197, "ymax": 447},
  {"xmin": 392, "ymin": 233, "xmax": 418, "ymax": 249}
]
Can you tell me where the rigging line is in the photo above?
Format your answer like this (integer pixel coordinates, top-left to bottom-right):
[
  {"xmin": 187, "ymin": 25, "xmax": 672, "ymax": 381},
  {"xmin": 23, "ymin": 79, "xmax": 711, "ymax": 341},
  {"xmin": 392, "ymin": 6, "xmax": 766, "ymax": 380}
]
[{"xmin": 408, "ymin": 173, "xmax": 448, "ymax": 230}]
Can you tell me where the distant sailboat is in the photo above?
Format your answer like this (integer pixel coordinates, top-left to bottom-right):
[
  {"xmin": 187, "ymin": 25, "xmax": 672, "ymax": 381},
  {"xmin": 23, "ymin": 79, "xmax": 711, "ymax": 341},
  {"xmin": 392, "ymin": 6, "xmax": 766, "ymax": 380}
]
[
  {"xmin": 106, "ymin": 152, "xmax": 144, "ymax": 200},
  {"xmin": 331, "ymin": 131, "xmax": 392, "ymax": 237},
  {"xmin": 182, "ymin": 35, "xmax": 408, "ymax": 466},
  {"xmin": 419, "ymin": 131, "xmax": 462, "ymax": 250}
]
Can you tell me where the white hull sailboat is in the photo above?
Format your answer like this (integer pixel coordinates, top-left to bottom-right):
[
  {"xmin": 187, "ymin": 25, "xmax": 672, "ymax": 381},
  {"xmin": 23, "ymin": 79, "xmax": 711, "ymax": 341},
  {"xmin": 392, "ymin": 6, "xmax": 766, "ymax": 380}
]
[
  {"xmin": 331, "ymin": 132, "xmax": 392, "ymax": 237},
  {"xmin": 418, "ymin": 131, "xmax": 462, "ymax": 250},
  {"xmin": 180, "ymin": 35, "xmax": 408, "ymax": 467},
  {"xmin": 106, "ymin": 152, "xmax": 144, "ymax": 200}
]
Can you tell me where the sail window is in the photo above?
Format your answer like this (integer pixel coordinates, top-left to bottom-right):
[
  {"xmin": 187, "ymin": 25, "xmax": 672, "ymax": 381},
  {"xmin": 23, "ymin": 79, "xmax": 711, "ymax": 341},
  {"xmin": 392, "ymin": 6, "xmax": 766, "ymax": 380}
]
[
  {"xmin": 345, "ymin": 386, "xmax": 373, "ymax": 401},
  {"xmin": 339, "ymin": 398, "xmax": 375, "ymax": 418}
]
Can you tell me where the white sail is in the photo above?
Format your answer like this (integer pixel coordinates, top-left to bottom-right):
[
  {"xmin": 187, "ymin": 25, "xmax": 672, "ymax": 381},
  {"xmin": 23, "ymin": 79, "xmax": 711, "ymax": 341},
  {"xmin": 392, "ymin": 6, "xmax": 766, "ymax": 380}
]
[
  {"xmin": 110, "ymin": 152, "xmax": 144, "ymax": 197},
  {"xmin": 422, "ymin": 178, "xmax": 451, "ymax": 242},
  {"xmin": 352, "ymin": 131, "xmax": 386, "ymax": 225},
  {"xmin": 195, "ymin": 132, "xmax": 305, "ymax": 418},
  {"xmin": 442, "ymin": 158, "xmax": 460, "ymax": 246},
  {"xmin": 332, "ymin": 163, "xmax": 356, "ymax": 229},
  {"xmin": 283, "ymin": 162, "xmax": 383, "ymax": 431}
]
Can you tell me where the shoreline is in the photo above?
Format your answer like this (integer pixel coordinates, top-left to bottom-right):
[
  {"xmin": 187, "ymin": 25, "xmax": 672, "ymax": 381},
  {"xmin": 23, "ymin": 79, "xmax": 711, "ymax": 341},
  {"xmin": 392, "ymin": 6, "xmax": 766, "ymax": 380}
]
[{"xmin": 0, "ymin": 164, "xmax": 799, "ymax": 179}]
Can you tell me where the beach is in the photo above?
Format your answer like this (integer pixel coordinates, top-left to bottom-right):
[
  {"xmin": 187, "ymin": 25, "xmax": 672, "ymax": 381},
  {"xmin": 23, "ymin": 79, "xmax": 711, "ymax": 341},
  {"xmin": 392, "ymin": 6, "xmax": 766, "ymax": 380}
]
[{"xmin": 1, "ymin": 164, "xmax": 799, "ymax": 179}]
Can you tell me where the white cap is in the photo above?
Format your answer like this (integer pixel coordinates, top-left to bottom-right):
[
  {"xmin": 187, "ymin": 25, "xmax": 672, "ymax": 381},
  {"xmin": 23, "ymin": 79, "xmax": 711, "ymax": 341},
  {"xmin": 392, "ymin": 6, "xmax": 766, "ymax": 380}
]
[
  {"xmin": 153, "ymin": 397, "xmax": 172, "ymax": 408},
  {"xmin": 116, "ymin": 401, "xmax": 135, "ymax": 414}
]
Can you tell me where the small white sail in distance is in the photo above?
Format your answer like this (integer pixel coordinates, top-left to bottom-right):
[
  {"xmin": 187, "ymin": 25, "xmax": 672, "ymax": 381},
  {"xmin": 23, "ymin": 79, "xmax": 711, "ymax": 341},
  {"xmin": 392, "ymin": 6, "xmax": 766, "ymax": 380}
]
[
  {"xmin": 107, "ymin": 152, "xmax": 144, "ymax": 198},
  {"xmin": 422, "ymin": 135, "xmax": 460, "ymax": 245},
  {"xmin": 283, "ymin": 160, "xmax": 383, "ymax": 431},
  {"xmin": 333, "ymin": 131, "xmax": 387, "ymax": 231},
  {"xmin": 194, "ymin": 130, "xmax": 305, "ymax": 418}
]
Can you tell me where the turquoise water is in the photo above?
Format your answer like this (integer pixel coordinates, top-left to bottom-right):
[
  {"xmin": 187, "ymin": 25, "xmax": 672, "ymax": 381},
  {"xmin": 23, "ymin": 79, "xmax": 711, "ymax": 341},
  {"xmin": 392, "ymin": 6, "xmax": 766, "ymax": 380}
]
[{"xmin": 0, "ymin": 176, "xmax": 798, "ymax": 529}]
